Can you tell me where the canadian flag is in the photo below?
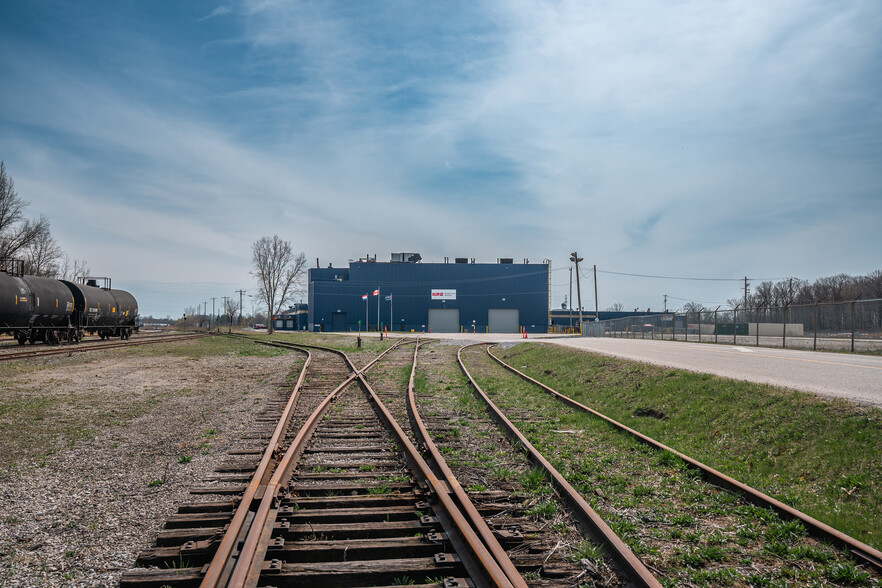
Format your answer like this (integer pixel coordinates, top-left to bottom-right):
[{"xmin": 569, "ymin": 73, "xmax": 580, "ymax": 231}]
[{"xmin": 372, "ymin": 289, "xmax": 379, "ymax": 296}]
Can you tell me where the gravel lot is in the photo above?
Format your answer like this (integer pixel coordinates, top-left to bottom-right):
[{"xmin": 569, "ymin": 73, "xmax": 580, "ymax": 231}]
[{"xmin": 0, "ymin": 340, "xmax": 296, "ymax": 587}]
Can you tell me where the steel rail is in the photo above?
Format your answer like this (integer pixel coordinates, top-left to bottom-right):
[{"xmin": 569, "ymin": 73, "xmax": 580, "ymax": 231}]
[
  {"xmin": 230, "ymin": 339, "xmax": 518, "ymax": 588},
  {"xmin": 486, "ymin": 344, "xmax": 882, "ymax": 573},
  {"xmin": 457, "ymin": 343, "xmax": 663, "ymax": 588},
  {"xmin": 350, "ymin": 346, "xmax": 516, "ymax": 588},
  {"xmin": 199, "ymin": 346, "xmax": 312, "ymax": 587},
  {"xmin": 0, "ymin": 332, "xmax": 204, "ymax": 362},
  {"xmin": 406, "ymin": 340, "xmax": 528, "ymax": 588},
  {"xmin": 223, "ymin": 339, "xmax": 426, "ymax": 586}
]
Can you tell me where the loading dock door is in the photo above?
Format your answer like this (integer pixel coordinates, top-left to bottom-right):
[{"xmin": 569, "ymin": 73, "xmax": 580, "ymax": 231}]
[
  {"xmin": 488, "ymin": 309, "xmax": 519, "ymax": 333},
  {"xmin": 428, "ymin": 308, "xmax": 460, "ymax": 333},
  {"xmin": 331, "ymin": 312, "xmax": 347, "ymax": 332}
]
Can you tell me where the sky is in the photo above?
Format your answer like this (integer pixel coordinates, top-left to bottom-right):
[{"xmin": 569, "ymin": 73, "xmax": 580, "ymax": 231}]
[{"xmin": 1, "ymin": 1, "xmax": 880, "ymax": 318}]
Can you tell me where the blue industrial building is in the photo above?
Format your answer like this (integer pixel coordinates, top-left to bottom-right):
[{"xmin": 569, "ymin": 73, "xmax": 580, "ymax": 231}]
[{"xmin": 308, "ymin": 254, "xmax": 550, "ymax": 333}]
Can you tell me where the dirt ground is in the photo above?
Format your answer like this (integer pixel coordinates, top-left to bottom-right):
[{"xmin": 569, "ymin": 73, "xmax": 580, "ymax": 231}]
[{"xmin": 0, "ymin": 339, "xmax": 297, "ymax": 587}]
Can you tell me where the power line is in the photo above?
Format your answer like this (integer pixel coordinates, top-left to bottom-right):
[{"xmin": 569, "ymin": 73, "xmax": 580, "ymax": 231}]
[{"xmin": 596, "ymin": 269, "xmax": 792, "ymax": 282}]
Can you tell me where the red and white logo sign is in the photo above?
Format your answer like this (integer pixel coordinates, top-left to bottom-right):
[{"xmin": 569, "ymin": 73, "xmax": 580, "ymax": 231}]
[{"xmin": 431, "ymin": 289, "xmax": 456, "ymax": 300}]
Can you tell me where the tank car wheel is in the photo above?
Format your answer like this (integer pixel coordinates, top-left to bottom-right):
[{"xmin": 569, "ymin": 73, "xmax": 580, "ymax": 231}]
[{"xmin": 16, "ymin": 333, "xmax": 26, "ymax": 346}]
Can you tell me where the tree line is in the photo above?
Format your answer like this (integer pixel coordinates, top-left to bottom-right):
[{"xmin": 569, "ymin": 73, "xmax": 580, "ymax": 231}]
[
  {"xmin": 0, "ymin": 161, "xmax": 90, "ymax": 279},
  {"xmin": 733, "ymin": 271, "xmax": 882, "ymax": 310}
]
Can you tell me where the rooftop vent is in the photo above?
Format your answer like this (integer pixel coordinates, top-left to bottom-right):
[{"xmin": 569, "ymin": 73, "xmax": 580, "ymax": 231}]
[
  {"xmin": 454, "ymin": 258, "xmax": 468, "ymax": 264},
  {"xmin": 498, "ymin": 258, "xmax": 514, "ymax": 264}
]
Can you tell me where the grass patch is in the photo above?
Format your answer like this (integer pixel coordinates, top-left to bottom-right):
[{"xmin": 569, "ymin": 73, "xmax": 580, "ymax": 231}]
[{"xmin": 495, "ymin": 343, "xmax": 882, "ymax": 549}]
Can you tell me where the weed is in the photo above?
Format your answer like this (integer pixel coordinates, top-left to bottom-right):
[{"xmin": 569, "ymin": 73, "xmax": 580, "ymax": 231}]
[
  {"xmin": 825, "ymin": 562, "xmax": 871, "ymax": 585},
  {"xmin": 177, "ymin": 455, "xmax": 193, "ymax": 464},
  {"xmin": 765, "ymin": 519, "xmax": 806, "ymax": 544},
  {"xmin": 570, "ymin": 540, "xmax": 602, "ymax": 563},
  {"xmin": 655, "ymin": 450, "xmax": 680, "ymax": 468},
  {"xmin": 147, "ymin": 479, "xmax": 164, "ymax": 487},
  {"xmin": 526, "ymin": 500, "xmax": 559, "ymax": 519},
  {"xmin": 520, "ymin": 468, "xmax": 549, "ymax": 493}
]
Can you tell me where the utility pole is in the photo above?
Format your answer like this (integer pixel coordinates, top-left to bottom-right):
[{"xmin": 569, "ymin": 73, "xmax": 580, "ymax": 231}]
[
  {"xmin": 664, "ymin": 294, "xmax": 667, "ymax": 312},
  {"xmin": 222, "ymin": 296, "xmax": 229, "ymax": 328},
  {"xmin": 211, "ymin": 297, "xmax": 216, "ymax": 330},
  {"xmin": 236, "ymin": 289, "xmax": 246, "ymax": 325},
  {"xmin": 569, "ymin": 267, "xmax": 573, "ymax": 327},
  {"xmin": 593, "ymin": 264, "xmax": 598, "ymax": 319},
  {"xmin": 744, "ymin": 276, "xmax": 749, "ymax": 309},
  {"xmin": 202, "ymin": 302, "xmax": 208, "ymax": 329},
  {"xmin": 570, "ymin": 252, "xmax": 584, "ymax": 331}
]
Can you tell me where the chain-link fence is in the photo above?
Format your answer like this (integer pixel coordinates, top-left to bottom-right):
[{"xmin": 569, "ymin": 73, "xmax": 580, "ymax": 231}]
[{"xmin": 581, "ymin": 298, "xmax": 882, "ymax": 353}]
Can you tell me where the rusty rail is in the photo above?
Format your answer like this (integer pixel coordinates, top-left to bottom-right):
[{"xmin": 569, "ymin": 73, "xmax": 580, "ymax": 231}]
[
  {"xmin": 217, "ymin": 337, "xmax": 523, "ymax": 587},
  {"xmin": 203, "ymin": 338, "xmax": 406, "ymax": 587},
  {"xmin": 485, "ymin": 344, "xmax": 882, "ymax": 573},
  {"xmin": 0, "ymin": 332, "xmax": 204, "ymax": 362},
  {"xmin": 199, "ymin": 345, "xmax": 312, "ymax": 586},
  {"xmin": 407, "ymin": 340, "xmax": 527, "ymax": 588},
  {"xmin": 457, "ymin": 343, "xmax": 663, "ymax": 588}
]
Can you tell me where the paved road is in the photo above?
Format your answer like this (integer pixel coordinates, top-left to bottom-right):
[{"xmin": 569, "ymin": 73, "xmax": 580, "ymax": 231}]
[
  {"xmin": 402, "ymin": 333, "xmax": 882, "ymax": 408},
  {"xmin": 548, "ymin": 337, "xmax": 882, "ymax": 408}
]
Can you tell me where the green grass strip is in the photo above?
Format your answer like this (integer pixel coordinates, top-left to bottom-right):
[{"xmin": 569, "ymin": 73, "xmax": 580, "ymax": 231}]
[{"xmin": 497, "ymin": 343, "xmax": 882, "ymax": 550}]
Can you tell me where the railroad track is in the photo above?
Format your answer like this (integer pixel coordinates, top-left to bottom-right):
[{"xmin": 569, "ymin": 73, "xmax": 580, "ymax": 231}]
[
  {"xmin": 457, "ymin": 342, "xmax": 882, "ymax": 584},
  {"xmin": 121, "ymin": 336, "xmax": 531, "ymax": 587},
  {"xmin": 0, "ymin": 331, "xmax": 205, "ymax": 362}
]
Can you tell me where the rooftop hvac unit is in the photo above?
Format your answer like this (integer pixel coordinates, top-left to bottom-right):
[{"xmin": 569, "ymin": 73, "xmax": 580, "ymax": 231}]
[
  {"xmin": 390, "ymin": 252, "xmax": 422, "ymax": 263},
  {"xmin": 498, "ymin": 258, "xmax": 514, "ymax": 264},
  {"xmin": 455, "ymin": 258, "xmax": 468, "ymax": 264}
]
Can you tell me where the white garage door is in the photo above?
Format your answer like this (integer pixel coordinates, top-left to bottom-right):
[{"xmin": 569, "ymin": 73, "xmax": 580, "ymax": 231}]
[
  {"xmin": 428, "ymin": 308, "xmax": 460, "ymax": 333},
  {"xmin": 488, "ymin": 309, "xmax": 519, "ymax": 333}
]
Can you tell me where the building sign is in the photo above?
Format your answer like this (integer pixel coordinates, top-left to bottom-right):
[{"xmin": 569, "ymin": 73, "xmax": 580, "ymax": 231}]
[{"xmin": 431, "ymin": 289, "xmax": 456, "ymax": 300}]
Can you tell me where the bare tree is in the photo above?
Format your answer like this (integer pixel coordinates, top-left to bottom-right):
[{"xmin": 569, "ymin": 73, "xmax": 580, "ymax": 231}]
[
  {"xmin": 58, "ymin": 255, "xmax": 91, "ymax": 281},
  {"xmin": 0, "ymin": 162, "xmax": 55, "ymax": 261},
  {"xmin": 23, "ymin": 219, "xmax": 63, "ymax": 276},
  {"xmin": 606, "ymin": 302, "xmax": 624, "ymax": 312},
  {"xmin": 251, "ymin": 235, "xmax": 307, "ymax": 334},
  {"xmin": 683, "ymin": 301, "xmax": 706, "ymax": 314},
  {"xmin": 224, "ymin": 297, "xmax": 240, "ymax": 329}
]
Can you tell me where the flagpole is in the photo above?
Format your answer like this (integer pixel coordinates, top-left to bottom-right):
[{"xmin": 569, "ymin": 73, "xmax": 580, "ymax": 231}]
[
  {"xmin": 365, "ymin": 295, "xmax": 368, "ymax": 331},
  {"xmin": 376, "ymin": 287, "xmax": 380, "ymax": 332},
  {"xmin": 390, "ymin": 294, "xmax": 393, "ymax": 332}
]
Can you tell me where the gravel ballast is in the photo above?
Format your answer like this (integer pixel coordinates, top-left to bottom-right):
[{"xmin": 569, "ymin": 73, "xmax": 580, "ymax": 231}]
[{"xmin": 0, "ymin": 340, "xmax": 297, "ymax": 587}]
